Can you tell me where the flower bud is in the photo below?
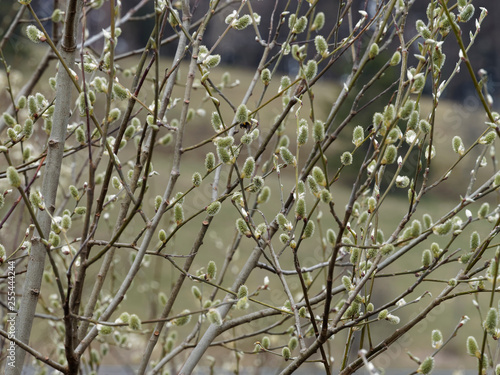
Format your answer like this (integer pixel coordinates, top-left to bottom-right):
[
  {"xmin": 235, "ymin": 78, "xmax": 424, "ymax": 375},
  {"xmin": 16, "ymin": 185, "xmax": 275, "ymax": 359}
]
[
  {"xmin": 295, "ymin": 198, "xmax": 306, "ymax": 219},
  {"xmin": 288, "ymin": 337, "xmax": 298, "ymax": 351},
  {"xmin": 452, "ymin": 136, "xmax": 465, "ymax": 155},
  {"xmin": 236, "ymin": 104, "xmax": 248, "ymax": 124}
]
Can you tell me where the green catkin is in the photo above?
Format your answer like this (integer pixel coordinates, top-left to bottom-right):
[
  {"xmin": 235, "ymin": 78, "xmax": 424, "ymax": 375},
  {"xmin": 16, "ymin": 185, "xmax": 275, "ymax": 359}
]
[
  {"xmin": 466, "ymin": 336, "xmax": 479, "ymax": 357},
  {"xmin": 192, "ymin": 172, "xmax": 202, "ymax": 187},
  {"xmin": 459, "ymin": 4, "xmax": 475, "ymax": 22},
  {"xmin": 341, "ymin": 151, "xmax": 353, "ymax": 166},
  {"xmin": 113, "ymin": 84, "xmax": 129, "ymax": 100},
  {"xmin": 257, "ymin": 186, "xmax": 271, "ymax": 204},
  {"xmin": 320, "ymin": 189, "xmax": 332, "ymax": 204},
  {"xmin": 313, "ymin": 120, "xmax": 325, "ymax": 142},
  {"xmin": 279, "ymin": 147, "xmax": 296, "ymax": 165},
  {"xmin": 236, "ymin": 104, "xmax": 248, "ymax": 124},
  {"xmin": 369, "ymin": 43, "xmax": 379, "ymax": 59},
  {"xmin": 400, "ymin": 100, "xmax": 414, "ymax": 119},
  {"xmin": 261, "ymin": 68, "xmax": 271, "ymax": 85},
  {"xmin": 478, "ymin": 202, "xmax": 490, "ymax": 218},
  {"xmin": 236, "ymin": 218, "xmax": 249, "ymax": 236},
  {"xmin": 483, "ymin": 308, "xmax": 498, "ymax": 334},
  {"xmin": 297, "ymin": 125, "xmax": 308, "ymax": 145},
  {"xmin": 304, "ymin": 60, "xmax": 317, "ymax": 80},
  {"xmin": 191, "ymin": 286, "xmax": 202, "ymax": 300},
  {"xmin": 26, "ymin": 25, "xmax": 44, "ymax": 43},
  {"xmin": 211, "ymin": 112, "xmax": 222, "ymax": 131},
  {"xmin": 422, "ymin": 249, "xmax": 432, "ymax": 267},
  {"xmin": 418, "ymin": 357, "xmax": 434, "ymax": 375},
  {"xmin": 206, "ymin": 201, "xmax": 221, "ymax": 216},
  {"xmin": 172, "ymin": 310, "xmax": 191, "ymax": 326},
  {"xmin": 292, "ymin": 16, "xmax": 307, "ymax": 34},
  {"xmin": 282, "ymin": 346, "xmax": 291, "ymax": 360},
  {"xmin": 128, "ymin": 314, "xmax": 141, "ymax": 330},
  {"xmin": 241, "ymin": 157, "xmax": 255, "ymax": 179},
  {"xmin": 206, "ymin": 261, "xmax": 218, "ymax": 281},
  {"xmin": 205, "ymin": 152, "xmax": 216, "ymax": 171},
  {"xmin": 390, "ymin": 51, "xmax": 401, "ymax": 66},
  {"xmin": 382, "ymin": 145, "xmax": 397, "ymax": 164},
  {"xmin": 315, "ymin": 35, "xmax": 328, "ymax": 56},
  {"xmin": 412, "ymin": 74, "xmax": 426, "ymax": 93},
  {"xmin": 480, "ymin": 131, "xmax": 496, "ymax": 145},
  {"xmin": 7, "ymin": 166, "xmax": 21, "ymax": 188},
  {"xmin": 312, "ymin": 12, "xmax": 325, "ymax": 31},
  {"xmin": 470, "ymin": 231, "xmax": 480, "ymax": 249},
  {"xmin": 432, "ymin": 330, "xmax": 443, "ymax": 348},
  {"xmin": 207, "ymin": 308, "xmax": 222, "ymax": 325},
  {"xmin": 174, "ymin": 203, "xmax": 184, "ymax": 225},
  {"xmin": 352, "ymin": 125, "xmax": 364, "ymax": 146},
  {"xmin": 288, "ymin": 337, "xmax": 298, "ymax": 351},
  {"xmin": 407, "ymin": 110, "xmax": 419, "ymax": 130},
  {"xmin": 295, "ymin": 198, "xmax": 306, "ymax": 219},
  {"xmin": 326, "ymin": 229, "xmax": 336, "ymax": 245},
  {"xmin": 158, "ymin": 229, "xmax": 167, "ymax": 243},
  {"xmin": 381, "ymin": 243, "xmax": 394, "ymax": 255},
  {"xmin": 312, "ymin": 166, "xmax": 326, "ymax": 186},
  {"xmin": 217, "ymin": 147, "xmax": 231, "ymax": 164},
  {"xmin": 303, "ymin": 220, "xmax": 315, "ymax": 238},
  {"xmin": 452, "ymin": 136, "xmax": 465, "ymax": 155}
]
